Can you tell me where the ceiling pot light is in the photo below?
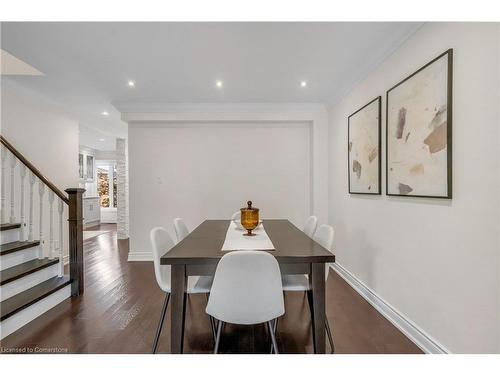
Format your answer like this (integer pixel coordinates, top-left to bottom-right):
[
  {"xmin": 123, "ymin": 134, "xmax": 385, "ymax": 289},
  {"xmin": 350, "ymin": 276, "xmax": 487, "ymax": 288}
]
[
  {"xmin": 128, "ymin": 80, "xmax": 135, "ymax": 87},
  {"xmin": 300, "ymin": 81, "xmax": 307, "ymax": 88},
  {"xmin": 216, "ymin": 80, "xmax": 223, "ymax": 88},
  {"xmin": 99, "ymin": 138, "xmax": 105, "ymax": 142},
  {"xmin": 101, "ymin": 111, "xmax": 109, "ymax": 116}
]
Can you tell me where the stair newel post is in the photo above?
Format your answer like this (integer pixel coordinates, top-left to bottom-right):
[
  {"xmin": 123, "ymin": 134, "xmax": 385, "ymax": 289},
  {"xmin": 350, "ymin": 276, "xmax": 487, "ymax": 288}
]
[
  {"xmin": 58, "ymin": 199, "xmax": 64, "ymax": 277},
  {"xmin": 1, "ymin": 147, "xmax": 6, "ymax": 223},
  {"xmin": 48, "ymin": 190, "xmax": 55, "ymax": 258},
  {"xmin": 19, "ymin": 164, "xmax": 27, "ymax": 241},
  {"xmin": 9, "ymin": 153, "xmax": 17, "ymax": 224},
  {"xmin": 38, "ymin": 182, "xmax": 46, "ymax": 258},
  {"xmin": 66, "ymin": 188, "xmax": 85, "ymax": 296},
  {"xmin": 28, "ymin": 171, "xmax": 35, "ymax": 241}
]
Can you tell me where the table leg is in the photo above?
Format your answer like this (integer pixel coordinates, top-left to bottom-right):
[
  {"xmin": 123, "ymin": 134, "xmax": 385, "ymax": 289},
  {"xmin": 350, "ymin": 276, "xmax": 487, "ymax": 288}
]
[
  {"xmin": 311, "ymin": 263, "xmax": 326, "ymax": 354},
  {"xmin": 171, "ymin": 264, "xmax": 186, "ymax": 354}
]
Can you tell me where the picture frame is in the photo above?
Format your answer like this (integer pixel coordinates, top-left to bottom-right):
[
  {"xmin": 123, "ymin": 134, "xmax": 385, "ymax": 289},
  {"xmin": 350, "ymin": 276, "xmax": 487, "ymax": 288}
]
[
  {"xmin": 348, "ymin": 96, "xmax": 382, "ymax": 195},
  {"xmin": 386, "ymin": 49, "xmax": 453, "ymax": 198}
]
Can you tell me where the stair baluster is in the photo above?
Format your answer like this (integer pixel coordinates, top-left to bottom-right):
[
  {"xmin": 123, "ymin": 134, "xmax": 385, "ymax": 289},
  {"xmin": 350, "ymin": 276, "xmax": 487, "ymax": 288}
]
[
  {"xmin": 38, "ymin": 181, "xmax": 45, "ymax": 258},
  {"xmin": 58, "ymin": 199, "xmax": 64, "ymax": 276},
  {"xmin": 9, "ymin": 153, "xmax": 16, "ymax": 223},
  {"xmin": 19, "ymin": 164, "xmax": 27, "ymax": 241},
  {"xmin": 28, "ymin": 171, "xmax": 35, "ymax": 241},
  {"xmin": 0, "ymin": 136, "xmax": 85, "ymax": 337},
  {"xmin": 49, "ymin": 190, "xmax": 55, "ymax": 258},
  {"xmin": 1, "ymin": 147, "xmax": 6, "ymax": 223}
]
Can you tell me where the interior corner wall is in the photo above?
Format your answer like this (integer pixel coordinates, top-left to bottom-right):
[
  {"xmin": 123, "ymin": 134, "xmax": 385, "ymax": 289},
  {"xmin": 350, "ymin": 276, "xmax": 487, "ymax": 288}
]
[
  {"xmin": 1, "ymin": 81, "xmax": 79, "ymax": 189},
  {"xmin": 328, "ymin": 22, "xmax": 500, "ymax": 353}
]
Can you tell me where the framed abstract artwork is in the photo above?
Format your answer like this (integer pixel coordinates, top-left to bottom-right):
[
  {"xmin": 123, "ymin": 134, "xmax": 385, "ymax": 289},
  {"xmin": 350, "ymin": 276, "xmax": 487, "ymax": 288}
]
[
  {"xmin": 348, "ymin": 96, "xmax": 381, "ymax": 194},
  {"xmin": 386, "ymin": 49, "xmax": 453, "ymax": 198}
]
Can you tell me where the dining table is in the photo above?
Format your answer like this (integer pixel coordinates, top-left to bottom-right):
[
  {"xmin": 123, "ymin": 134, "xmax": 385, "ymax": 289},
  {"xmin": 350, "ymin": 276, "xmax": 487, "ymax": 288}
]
[{"xmin": 160, "ymin": 219, "xmax": 336, "ymax": 354}]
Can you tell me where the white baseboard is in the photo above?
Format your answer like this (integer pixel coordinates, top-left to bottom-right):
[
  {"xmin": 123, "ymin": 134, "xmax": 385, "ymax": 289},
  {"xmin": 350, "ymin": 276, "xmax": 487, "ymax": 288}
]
[
  {"xmin": 330, "ymin": 263, "xmax": 450, "ymax": 354},
  {"xmin": 127, "ymin": 251, "xmax": 153, "ymax": 262}
]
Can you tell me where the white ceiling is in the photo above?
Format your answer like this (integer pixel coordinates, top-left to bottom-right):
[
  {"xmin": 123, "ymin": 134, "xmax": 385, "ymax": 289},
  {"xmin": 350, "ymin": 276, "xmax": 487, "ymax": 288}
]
[
  {"xmin": 1, "ymin": 22, "xmax": 422, "ymax": 140},
  {"xmin": 79, "ymin": 124, "xmax": 116, "ymax": 151}
]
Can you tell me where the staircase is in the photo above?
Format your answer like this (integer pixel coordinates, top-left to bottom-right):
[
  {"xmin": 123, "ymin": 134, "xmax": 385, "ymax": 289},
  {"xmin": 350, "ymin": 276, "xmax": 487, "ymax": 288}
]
[{"xmin": 0, "ymin": 135, "xmax": 84, "ymax": 340}]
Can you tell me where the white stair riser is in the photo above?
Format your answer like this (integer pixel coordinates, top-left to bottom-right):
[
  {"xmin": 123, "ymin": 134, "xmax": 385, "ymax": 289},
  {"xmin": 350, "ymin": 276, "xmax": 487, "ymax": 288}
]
[
  {"xmin": 0, "ymin": 228, "xmax": 20, "ymax": 245},
  {"xmin": 0, "ymin": 262, "xmax": 59, "ymax": 302},
  {"xmin": 0, "ymin": 284, "xmax": 71, "ymax": 340},
  {"xmin": 0, "ymin": 246, "xmax": 39, "ymax": 271}
]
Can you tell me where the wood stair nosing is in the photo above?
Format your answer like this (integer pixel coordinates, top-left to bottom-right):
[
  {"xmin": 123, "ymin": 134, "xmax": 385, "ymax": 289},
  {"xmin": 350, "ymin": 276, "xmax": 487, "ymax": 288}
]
[
  {"xmin": 0, "ymin": 258, "xmax": 60, "ymax": 286},
  {"xmin": 0, "ymin": 240, "xmax": 40, "ymax": 256},
  {"xmin": 0, "ymin": 223, "xmax": 21, "ymax": 231},
  {"xmin": 0, "ymin": 275, "xmax": 72, "ymax": 321}
]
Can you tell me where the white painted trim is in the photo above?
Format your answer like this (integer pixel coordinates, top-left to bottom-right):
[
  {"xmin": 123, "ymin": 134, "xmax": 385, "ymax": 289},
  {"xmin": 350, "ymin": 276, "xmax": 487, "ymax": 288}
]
[
  {"xmin": 0, "ymin": 227, "xmax": 20, "ymax": 245},
  {"xmin": 0, "ymin": 246, "xmax": 38, "ymax": 270},
  {"xmin": 0, "ymin": 284, "xmax": 71, "ymax": 340},
  {"xmin": 0, "ymin": 262, "xmax": 59, "ymax": 301},
  {"xmin": 127, "ymin": 251, "xmax": 153, "ymax": 262},
  {"xmin": 330, "ymin": 262, "xmax": 450, "ymax": 354},
  {"xmin": 115, "ymin": 102, "xmax": 326, "ymax": 114}
]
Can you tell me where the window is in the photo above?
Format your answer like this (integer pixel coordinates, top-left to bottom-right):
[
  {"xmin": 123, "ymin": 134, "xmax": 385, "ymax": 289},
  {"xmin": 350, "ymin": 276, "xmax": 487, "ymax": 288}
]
[{"xmin": 96, "ymin": 162, "xmax": 117, "ymax": 209}]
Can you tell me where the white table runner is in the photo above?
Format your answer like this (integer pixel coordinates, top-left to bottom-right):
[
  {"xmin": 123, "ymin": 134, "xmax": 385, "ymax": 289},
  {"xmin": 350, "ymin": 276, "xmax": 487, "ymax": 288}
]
[{"xmin": 221, "ymin": 221, "xmax": 276, "ymax": 251}]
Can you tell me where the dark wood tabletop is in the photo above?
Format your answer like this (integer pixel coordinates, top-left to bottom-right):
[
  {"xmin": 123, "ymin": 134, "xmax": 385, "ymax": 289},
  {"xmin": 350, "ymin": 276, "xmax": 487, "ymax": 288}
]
[{"xmin": 161, "ymin": 219, "xmax": 335, "ymax": 265}]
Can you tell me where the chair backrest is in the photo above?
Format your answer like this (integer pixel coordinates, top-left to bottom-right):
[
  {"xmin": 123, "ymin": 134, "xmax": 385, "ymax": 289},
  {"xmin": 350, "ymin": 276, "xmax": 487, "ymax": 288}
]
[
  {"xmin": 230, "ymin": 211, "xmax": 241, "ymax": 221},
  {"xmin": 303, "ymin": 215, "xmax": 318, "ymax": 238},
  {"xmin": 150, "ymin": 227, "xmax": 175, "ymax": 291},
  {"xmin": 206, "ymin": 251, "xmax": 284, "ymax": 325},
  {"xmin": 313, "ymin": 224, "xmax": 335, "ymax": 280},
  {"xmin": 173, "ymin": 218, "xmax": 190, "ymax": 243}
]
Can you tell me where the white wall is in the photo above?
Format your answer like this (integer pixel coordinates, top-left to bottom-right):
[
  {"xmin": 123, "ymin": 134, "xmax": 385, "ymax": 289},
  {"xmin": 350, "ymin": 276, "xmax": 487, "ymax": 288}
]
[
  {"xmin": 130, "ymin": 122, "xmax": 311, "ymax": 257},
  {"xmin": 328, "ymin": 23, "xmax": 500, "ymax": 353},
  {"xmin": 1, "ymin": 81, "xmax": 79, "ymax": 190},
  {"xmin": 122, "ymin": 104, "xmax": 328, "ymax": 260}
]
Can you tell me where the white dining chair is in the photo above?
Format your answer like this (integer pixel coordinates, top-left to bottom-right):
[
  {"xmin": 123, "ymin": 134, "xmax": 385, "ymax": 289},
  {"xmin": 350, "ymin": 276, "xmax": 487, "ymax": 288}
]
[
  {"xmin": 173, "ymin": 218, "xmax": 190, "ymax": 243},
  {"xmin": 150, "ymin": 226, "xmax": 214, "ymax": 353},
  {"xmin": 280, "ymin": 224, "xmax": 335, "ymax": 353},
  {"xmin": 230, "ymin": 211, "xmax": 241, "ymax": 221},
  {"xmin": 206, "ymin": 250, "xmax": 285, "ymax": 354},
  {"xmin": 303, "ymin": 215, "xmax": 318, "ymax": 238}
]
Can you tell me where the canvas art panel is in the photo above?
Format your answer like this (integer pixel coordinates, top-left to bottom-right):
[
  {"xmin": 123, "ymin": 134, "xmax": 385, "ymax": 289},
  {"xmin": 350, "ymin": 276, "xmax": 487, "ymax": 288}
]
[
  {"xmin": 348, "ymin": 96, "xmax": 381, "ymax": 194},
  {"xmin": 386, "ymin": 49, "xmax": 452, "ymax": 198}
]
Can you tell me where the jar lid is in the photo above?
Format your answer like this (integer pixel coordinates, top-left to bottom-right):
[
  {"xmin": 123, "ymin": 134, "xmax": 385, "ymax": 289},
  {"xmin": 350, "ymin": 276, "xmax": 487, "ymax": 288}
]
[{"xmin": 240, "ymin": 200, "xmax": 259, "ymax": 212}]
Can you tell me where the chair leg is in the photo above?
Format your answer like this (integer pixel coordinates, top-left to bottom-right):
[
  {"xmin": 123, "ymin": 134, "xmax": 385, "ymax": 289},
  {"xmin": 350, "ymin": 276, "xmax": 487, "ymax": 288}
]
[
  {"xmin": 270, "ymin": 318, "xmax": 279, "ymax": 353},
  {"xmin": 152, "ymin": 293, "xmax": 170, "ymax": 354},
  {"xmin": 205, "ymin": 293, "xmax": 217, "ymax": 343},
  {"xmin": 268, "ymin": 321, "xmax": 279, "ymax": 354},
  {"xmin": 325, "ymin": 319, "xmax": 335, "ymax": 354},
  {"xmin": 306, "ymin": 290, "xmax": 317, "ymax": 354},
  {"xmin": 214, "ymin": 320, "xmax": 223, "ymax": 354}
]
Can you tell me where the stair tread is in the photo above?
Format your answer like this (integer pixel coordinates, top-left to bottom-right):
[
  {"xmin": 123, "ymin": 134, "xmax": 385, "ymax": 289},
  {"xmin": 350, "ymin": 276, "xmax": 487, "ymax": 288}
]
[
  {"xmin": 0, "ymin": 275, "xmax": 71, "ymax": 321},
  {"xmin": 0, "ymin": 240, "xmax": 40, "ymax": 255},
  {"xmin": 0, "ymin": 258, "xmax": 59, "ymax": 286},
  {"xmin": 0, "ymin": 223, "xmax": 21, "ymax": 231}
]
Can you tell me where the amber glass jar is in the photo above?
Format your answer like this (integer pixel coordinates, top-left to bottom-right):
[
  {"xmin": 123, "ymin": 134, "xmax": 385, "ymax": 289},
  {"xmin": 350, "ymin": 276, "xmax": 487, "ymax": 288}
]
[{"xmin": 240, "ymin": 201, "xmax": 259, "ymax": 236}]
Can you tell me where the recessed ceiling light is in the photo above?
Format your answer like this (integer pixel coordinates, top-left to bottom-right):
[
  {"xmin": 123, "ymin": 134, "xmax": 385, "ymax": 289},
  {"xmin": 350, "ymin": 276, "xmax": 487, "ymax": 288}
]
[
  {"xmin": 99, "ymin": 138, "xmax": 105, "ymax": 142},
  {"xmin": 128, "ymin": 80, "xmax": 135, "ymax": 87},
  {"xmin": 300, "ymin": 81, "xmax": 307, "ymax": 88},
  {"xmin": 101, "ymin": 111, "xmax": 109, "ymax": 116},
  {"xmin": 216, "ymin": 80, "xmax": 223, "ymax": 88}
]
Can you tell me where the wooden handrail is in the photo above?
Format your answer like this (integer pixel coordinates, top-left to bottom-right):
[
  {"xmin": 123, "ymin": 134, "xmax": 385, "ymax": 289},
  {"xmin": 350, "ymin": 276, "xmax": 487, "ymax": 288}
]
[{"xmin": 0, "ymin": 135, "xmax": 69, "ymax": 205}]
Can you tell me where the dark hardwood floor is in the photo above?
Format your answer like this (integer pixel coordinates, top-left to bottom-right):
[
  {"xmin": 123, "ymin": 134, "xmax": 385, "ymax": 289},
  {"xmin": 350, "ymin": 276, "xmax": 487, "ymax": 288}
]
[{"xmin": 0, "ymin": 224, "xmax": 422, "ymax": 354}]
